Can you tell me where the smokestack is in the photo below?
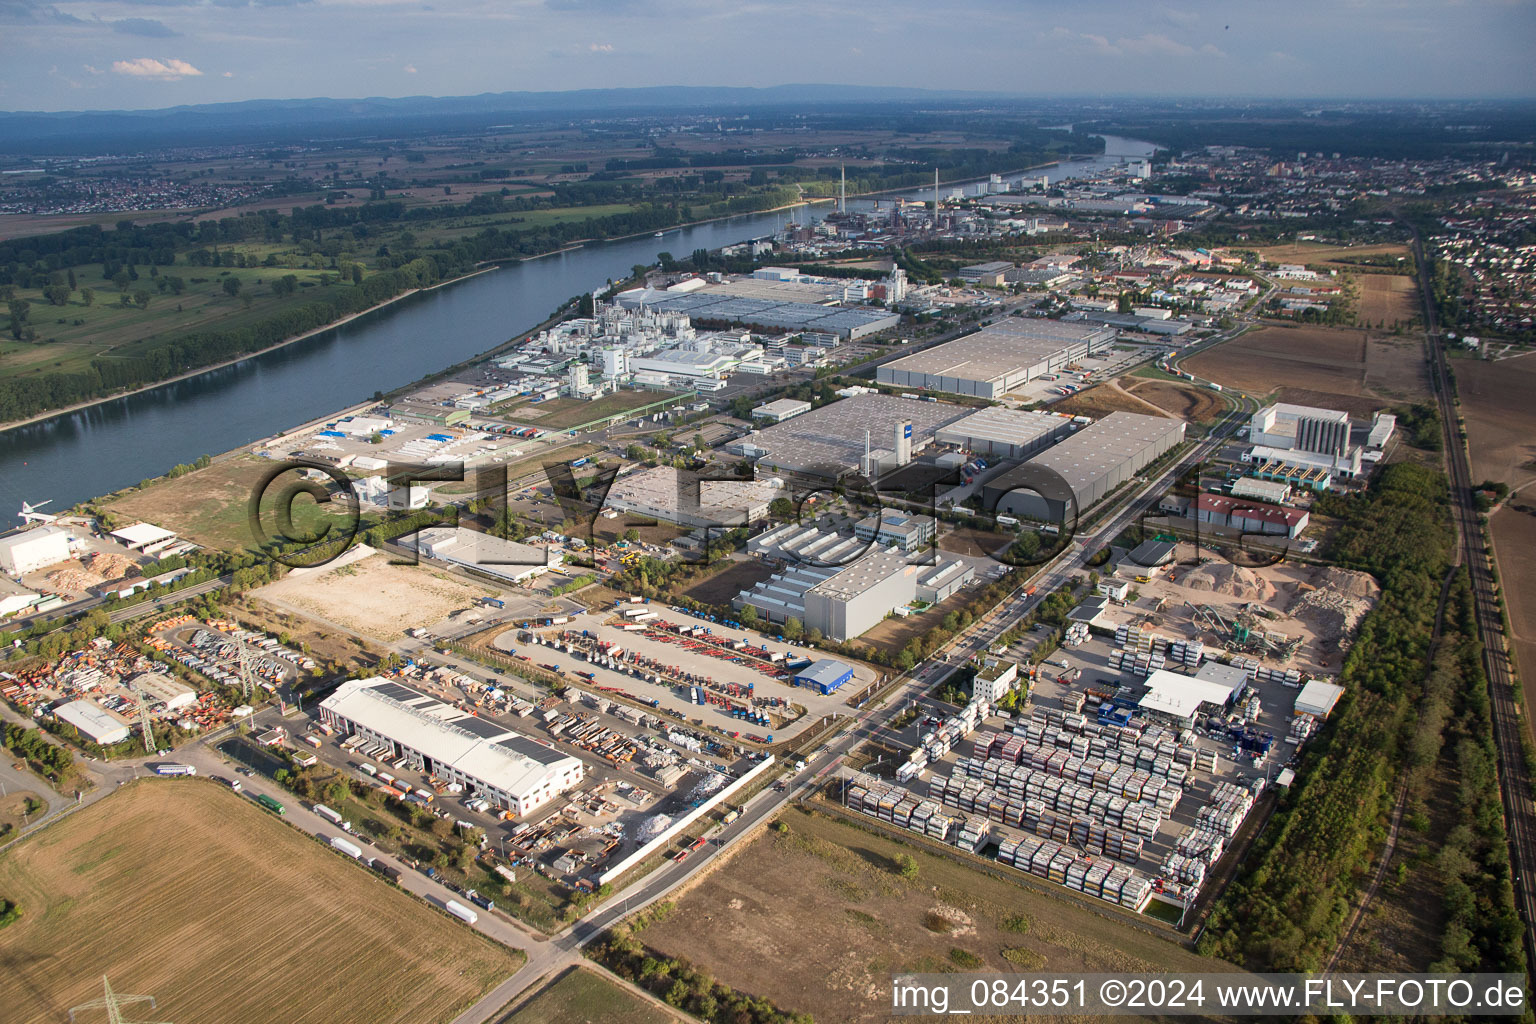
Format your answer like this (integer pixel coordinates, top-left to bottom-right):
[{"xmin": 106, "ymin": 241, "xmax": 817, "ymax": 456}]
[
  {"xmin": 934, "ymin": 168, "xmax": 939, "ymax": 217},
  {"xmin": 840, "ymin": 165, "xmax": 846, "ymax": 215}
]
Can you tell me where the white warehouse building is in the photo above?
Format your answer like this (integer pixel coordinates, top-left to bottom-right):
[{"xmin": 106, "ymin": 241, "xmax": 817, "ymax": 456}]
[
  {"xmin": 0, "ymin": 526, "xmax": 74, "ymax": 576},
  {"xmin": 321, "ymin": 677, "xmax": 585, "ymax": 817}
]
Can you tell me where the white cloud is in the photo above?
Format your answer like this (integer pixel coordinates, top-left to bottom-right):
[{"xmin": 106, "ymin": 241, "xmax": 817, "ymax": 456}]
[
  {"xmin": 110, "ymin": 57, "xmax": 204, "ymax": 78},
  {"xmin": 222, "ymin": 70, "xmax": 234, "ymax": 77},
  {"xmin": 403, "ymin": 63, "xmax": 417, "ymax": 72},
  {"xmin": 588, "ymin": 42, "xmax": 613, "ymax": 52}
]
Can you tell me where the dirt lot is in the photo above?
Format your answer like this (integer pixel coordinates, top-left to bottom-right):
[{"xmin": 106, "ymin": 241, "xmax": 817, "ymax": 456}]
[
  {"xmin": 0, "ymin": 790, "xmax": 45, "ymax": 839},
  {"xmin": 0, "ymin": 780, "xmax": 519, "ymax": 1024},
  {"xmin": 1124, "ymin": 379, "xmax": 1227, "ymax": 423},
  {"xmin": 1185, "ymin": 326, "xmax": 1429, "ymax": 417},
  {"xmin": 1254, "ymin": 241, "xmax": 1411, "ymax": 267},
  {"xmin": 639, "ymin": 805, "xmax": 1227, "ymax": 1023},
  {"xmin": 516, "ymin": 391, "xmax": 669, "ymax": 431},
  {"xmin": 1049, "ymin": 380, "xmax": 1171, "ymax": 419},
  {"xmin": 674, "ymin": 558, "xmax": 778, "ymax": 608},
  {"xmin": 1355, "ymin": 274, "xmax": 1419, "ymax": 327},
  {"xmin": 257, "ymin": 551, "xmax": 495, "ymax": 640},
  {"xmin": 227, "ymin": 592, "xmax": 387, "ymax": 673},
  {"xmin": 857, "ymin": 591, "xmax": 975, "ymax": 657},
  {"xmin": 939, "ymin": 526, "xmax": 1011, "ymax": 559},
  {"xmin": 1457, "ymin": 352, "xmax": 1536, "ymax": 492},
  {"xmin": 497, "ymin": 967, "xmax": 677, "ymax": 1024},
  {"xmin": 104, "ymin": 453, "xmax": 357, "ymax": 552}
]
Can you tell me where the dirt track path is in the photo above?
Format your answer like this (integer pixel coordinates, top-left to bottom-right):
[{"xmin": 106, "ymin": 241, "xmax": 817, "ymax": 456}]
[{"xmin": 1106, "ymin": 377, "xmax": 1177, "ymax": 418}]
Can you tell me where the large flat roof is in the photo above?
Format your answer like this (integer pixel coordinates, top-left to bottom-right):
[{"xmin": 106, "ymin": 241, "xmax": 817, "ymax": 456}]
[
  {"xmin": 937, "ymin": 407, "xmax": 1073, "ymax": 449},
  {"xmin": 877, "ymin": 321, "xmax": 1110, "ymax": 388},
  {"xmin": 55, "ymin": 698, "xmax": 129, "ymax": 742},
  {"xmin": 110, "ymin": 523, "xmax": 176, "ymax": 547},
  {"xmin": 322, "ymin": 678, "xmax": 579, "ymax": 798},
  {"xmin": 736, "ymin": 394, "xmax": 969, "ymax": 476},
  {"xmin": 806, "ymin": 548, "xmax": 913, "ymax": 602},
  {"xmin": 1140, "ymin": 668, "xmax": 1242, "ymax": 720},
  {"xmin": 993, "ymin": 411, "xmax": 1185, "ymax": 498}
]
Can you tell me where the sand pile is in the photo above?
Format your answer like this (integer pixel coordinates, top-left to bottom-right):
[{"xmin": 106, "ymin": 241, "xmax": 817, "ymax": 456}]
[
  {"xmin": 1287, "ymin": 567, "xmax": 1379, "ymax": 642},
  {"xmin": 1180, "ymin": 562, "xmax": 1278, "ymax": 603}
]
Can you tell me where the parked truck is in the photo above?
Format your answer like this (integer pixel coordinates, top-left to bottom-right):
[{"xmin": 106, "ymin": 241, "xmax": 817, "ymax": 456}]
[{"xmin": 444, "ymin": 900, "xmax": 479, "ymax": 925}]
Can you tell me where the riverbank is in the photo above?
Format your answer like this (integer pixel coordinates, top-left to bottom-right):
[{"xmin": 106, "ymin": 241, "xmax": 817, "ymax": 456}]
[
  {"xmin": 0, "ymin": 197, "xmax": 828, "ymax": 437},
  {"xmin": 0, "ymin": 265, "xmax": 500, "ymax": 437}
]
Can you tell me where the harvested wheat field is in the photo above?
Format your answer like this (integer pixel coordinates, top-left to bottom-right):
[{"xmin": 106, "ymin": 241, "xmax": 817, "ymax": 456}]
[
  {"xmin": 257, "ymin": 551, "xmax": 495, "ymax": 640},
  {"xmin": 636, "ymin": 806, "xmax": 1232, "ymax": 1024},
  {"xmin": 1356, "ymin": 274, "xmax": 1419, "ymax": 327},
  {"xmin": 1185, "ymin": 326, "xmax": 1427, "ymax": 417},
  {"xmin": 1457, "ymin": 351, "xmax": 1536, "ymax": 492},
  {"xmin": 0, "ymin": 780, "xmax": 520, "ymax": 1024}
]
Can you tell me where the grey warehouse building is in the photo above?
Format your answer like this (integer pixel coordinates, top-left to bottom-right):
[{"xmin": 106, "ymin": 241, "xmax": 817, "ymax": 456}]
[
  {"xmin": 616, "ymin": 289, "xmax": 901, "ymax": 340},
  {"xmin": 983, "ymin": 411, "xmax": 1186, "ymax": 523},
  {"xmin": 734, "ymin": 548, "xmax": 919, "ymax": 641},
  {"xmin": 936, "ymin": 406, "xmax": 1076, "ymax": 459},
  {"xmin": 876, "ymin": 320, "xmax": 1115, "ymax": 399},
  {"xmin": 727, "ymin": 394, "xmax": 968, "ymax": 479}
]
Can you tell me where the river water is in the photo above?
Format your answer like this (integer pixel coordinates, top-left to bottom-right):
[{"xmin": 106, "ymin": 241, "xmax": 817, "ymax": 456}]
[{"xmin": 0, "ymin": 135, "xmax": 1155, "ymax": 513}]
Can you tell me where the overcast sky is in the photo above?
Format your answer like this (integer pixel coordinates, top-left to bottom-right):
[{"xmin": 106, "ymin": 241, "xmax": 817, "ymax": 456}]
[{"xmin": 2, "ymin": 0, "xmax": 1533, "ymax": 112}]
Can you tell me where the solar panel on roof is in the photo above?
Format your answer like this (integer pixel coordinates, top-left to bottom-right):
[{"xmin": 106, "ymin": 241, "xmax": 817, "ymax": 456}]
[
  {"xmin": 457, "ymin": 716, "xmax": 510, "ymax": 740},
  {"xmin": 373, "ymin": 682, "xmax": 422, "ymax": 702},
  {"xmin": 496, "ymin": 735, "xmax": 566, "ymax": 764}
]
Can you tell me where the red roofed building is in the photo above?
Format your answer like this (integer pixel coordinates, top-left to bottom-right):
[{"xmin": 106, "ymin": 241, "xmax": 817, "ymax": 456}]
[{"xmin": 1195, "ymin": 492, "xmax": 1310, "ymax": 538}]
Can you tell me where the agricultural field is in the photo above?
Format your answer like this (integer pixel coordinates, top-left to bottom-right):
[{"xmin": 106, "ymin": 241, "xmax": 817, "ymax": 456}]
[
  {"xmin": 257, "ymin": 551, "xmax": 496, "ymax": 641},
  {"xmin": 499, "ymin": 967, "xmax": 678, "ymax": 1024},
  {"xmin": 634, "ymin": 805, "xmax": 1230, "ymax": 1023},
  {"xmin": 1455, "ymin": 352, "xmax": 1536, "ymax": 493},
  {"xmin": 1491, "ymin": 505, "xmax": 1536, "ymax": 723},
  {"xmin": 0, "ymin": 780, "xmax": 520, "ymax": 1024},
  {"xmin": 1355, "ymin": 274, "xmax": 1419, "ymax": 327},
  {"xmin": 104, "ymin": 453, "xmax": 359, "ymax": 552},
  {"xmin": 1184, "ymin": 326, "xmax": 1429, "ymax": 418}
]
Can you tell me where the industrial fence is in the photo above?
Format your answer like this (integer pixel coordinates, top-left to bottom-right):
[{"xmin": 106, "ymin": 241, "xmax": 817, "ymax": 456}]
[{"xmin": 598, "ymin": 753, "xmax": 775, "ymax": 885}]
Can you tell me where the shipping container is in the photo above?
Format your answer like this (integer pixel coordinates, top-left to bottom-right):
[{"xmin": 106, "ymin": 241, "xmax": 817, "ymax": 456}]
[{"xmin": 444, "ymin": 900, "xmax": 479, "ymax": 925}]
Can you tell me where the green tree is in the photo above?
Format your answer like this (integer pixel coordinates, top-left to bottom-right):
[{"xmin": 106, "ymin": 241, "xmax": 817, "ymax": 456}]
[
  {"xmin": 113, "ymin": 270, "xmax": 132, "ymax": 292},
  {"xmin": 783, "ymin": 617, "xmax": 803, "ymax": 641},
  {"xmin": 80, "ymin": 288, "xmax": 94, "ymax": 307},
  {"xmin": 42, "ymin": 284, "xmax": 70, "ymax": 306},
  {"xmin": 133, "ymin": 290, "xmax": 151, "ymax": 310},
  {"xmin": 222, "ymin": 277, "xmax": 243, "ymax": 298},
  {"xmin": 740, "ymin": 604, "xmax": 759, "ymax": 626}
]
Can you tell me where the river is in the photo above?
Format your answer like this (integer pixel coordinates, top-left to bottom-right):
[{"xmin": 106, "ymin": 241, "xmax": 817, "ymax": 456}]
[{"xmin": 0, "ymin": 135, "xmax": 1155, "ymax": 514}]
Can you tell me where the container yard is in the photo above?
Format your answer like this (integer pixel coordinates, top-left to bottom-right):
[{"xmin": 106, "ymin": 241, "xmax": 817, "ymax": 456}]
[{"xmin": 489, "ymin": 604, "xmax": 873, "ymax": 740}]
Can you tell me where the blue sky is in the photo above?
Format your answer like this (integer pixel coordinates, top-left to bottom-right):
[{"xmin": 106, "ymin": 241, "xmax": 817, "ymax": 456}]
[{"xmin": 2, "ymin": 0, "xmax": 1533, "ymax": 111}]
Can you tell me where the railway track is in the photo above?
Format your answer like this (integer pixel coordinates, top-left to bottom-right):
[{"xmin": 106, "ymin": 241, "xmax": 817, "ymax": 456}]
[{"xmin": 1411, "ymin": 227, "xmax": 1536, "ymax": 971}]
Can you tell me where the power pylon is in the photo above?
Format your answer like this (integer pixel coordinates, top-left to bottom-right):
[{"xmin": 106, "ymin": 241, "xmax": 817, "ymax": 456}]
[
  {"xmin": 68, "ymin": 976, "xmax": 171, "ymax": 1024},
  {"xmin": 133, "ymin": 681, "xmax": 154, "ymax": 754}
]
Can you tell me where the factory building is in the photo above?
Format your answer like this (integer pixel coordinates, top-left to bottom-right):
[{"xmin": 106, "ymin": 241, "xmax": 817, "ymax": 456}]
[
  {"xmin": 727, "ymin": 394, "xmax": 968, "ymax": 480},
  {"xmin": 321, "ymin": 677, "xmax": 584, "ymax": 817},
  {"xmin": 792, "ymin": 659, "xmax": 854, "ymax": 695},
  {"xmin": 802, "ymin": 548, "xmax": 921, "ymax": 642},
  {"xmin": 735, "ymin": 548, "xmax": 918, "ymax": 641},
  {"xmin": 413, "ymin": 527, "xmax": 560, "ymax": 584},
  {"xmin": 853, "ymin": 513, "xmax": 936, "ymax": 553},
  {"xmin": 1195, "ymin": 493, "xmax": 1310, "ymax": 538},
  {"xmin": 1229, "ymin": 477, "xmax": 1292, "ymax": 505},
  {"xmin": 53, "ymin": 699, "xmax": 130, "ymax": 745},
  {"xmin": 751, "ymin": 398, "xmax": 811, "ymax": 424},
  {"xmin": 0, "ymin": 526, "xmax": 74, "ymax": 576},
  {"xmin": 957, "ymin": 261, "xmax": 1015, "ymax": 286},
  {"xmin": 984, "ymin": 412, "xmax": 1186, "ymax": 523},
  {"xmin": 875, "ymin": 320, "xmax": 1115, "ymax": 399},
  {"xmin": 129, "ymin": 671, "xmax": 197, "ymax": 713},
  {"xmin": 1136, "ymin": 668, "xmax": 1244, "ymax": 727},
  {"xmin": 1367, "ymin": 412, "xmax": 1396, "ymax": 449},
  {"xmin": 916, "ymin": 559, "xmax": 974, "ymax": 603},
  {"xmin": 1294, "ymin": 680, "xmax": 1345, "ymax": 719},
  {"xmin": 1250, "ymin": 403, "xmax": 1351, "ymax": 458},
  {"xmin": 935, "ymin": 406, "xmax": 1075, "ymax": 459},
  {"xmin": 614, "ymin": 289, "xmax": 901, "ymax": 340},
  {"xmin": 605, "ymin": 465, "xmax": 776, "ymax": 528}
]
